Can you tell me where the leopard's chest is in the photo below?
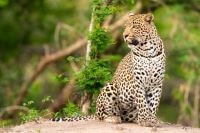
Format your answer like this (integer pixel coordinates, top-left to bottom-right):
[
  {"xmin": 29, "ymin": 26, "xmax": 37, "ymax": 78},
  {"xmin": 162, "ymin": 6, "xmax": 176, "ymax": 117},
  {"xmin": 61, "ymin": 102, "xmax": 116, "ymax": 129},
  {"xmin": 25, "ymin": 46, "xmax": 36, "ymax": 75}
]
[{"xmin": 132, "ymin": 54, "xmax": 165, "ymax": 88}]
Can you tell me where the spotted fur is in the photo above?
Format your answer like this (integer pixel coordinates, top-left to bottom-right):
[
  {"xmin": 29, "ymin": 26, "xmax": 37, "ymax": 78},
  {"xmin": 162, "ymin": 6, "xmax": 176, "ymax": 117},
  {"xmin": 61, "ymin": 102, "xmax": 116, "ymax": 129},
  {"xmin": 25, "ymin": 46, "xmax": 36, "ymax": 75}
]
[{"xmin": 52, "ymin": 13, "xmax": 165, "ymax": 127}]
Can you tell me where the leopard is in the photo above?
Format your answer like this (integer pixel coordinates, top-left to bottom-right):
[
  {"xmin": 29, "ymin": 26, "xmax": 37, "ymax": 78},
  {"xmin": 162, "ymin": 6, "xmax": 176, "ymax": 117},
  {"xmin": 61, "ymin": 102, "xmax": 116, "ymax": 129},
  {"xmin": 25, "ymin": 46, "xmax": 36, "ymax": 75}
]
[{"xmin": 52, "ymin": 12, "xmax": 165, "ymax": 127}]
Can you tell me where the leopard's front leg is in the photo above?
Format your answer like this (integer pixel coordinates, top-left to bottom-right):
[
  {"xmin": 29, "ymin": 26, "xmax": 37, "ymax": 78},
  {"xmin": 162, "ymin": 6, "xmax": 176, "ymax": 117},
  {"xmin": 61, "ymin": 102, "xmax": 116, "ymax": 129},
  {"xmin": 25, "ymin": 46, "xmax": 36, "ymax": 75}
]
[
  {"xmin": 146, "ymin": 85, "xmax": 162, "ymax": 117},
  {"xmin": 145, "ymin": 85, "xmax": 163, "ymax": 126},
  {"xmin": 135, "ymin": 87, "xmax": 159, "ymax": 127}
]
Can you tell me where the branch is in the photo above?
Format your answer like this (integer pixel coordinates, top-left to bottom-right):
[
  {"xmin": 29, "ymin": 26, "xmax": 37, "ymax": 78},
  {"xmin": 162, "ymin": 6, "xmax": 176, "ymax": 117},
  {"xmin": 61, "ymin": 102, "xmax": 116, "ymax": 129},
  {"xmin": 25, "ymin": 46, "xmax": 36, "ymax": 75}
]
[
  {"xmin": 14, "ymin": 38, "xmax": 87, "ymax": 107},
  {"xmin": 0, "ymin": 106, "xmax": 29, "ymax": 119},
  {"xmin": 54, "ymin": 22, "xmax": 81, "ymax": 48}
]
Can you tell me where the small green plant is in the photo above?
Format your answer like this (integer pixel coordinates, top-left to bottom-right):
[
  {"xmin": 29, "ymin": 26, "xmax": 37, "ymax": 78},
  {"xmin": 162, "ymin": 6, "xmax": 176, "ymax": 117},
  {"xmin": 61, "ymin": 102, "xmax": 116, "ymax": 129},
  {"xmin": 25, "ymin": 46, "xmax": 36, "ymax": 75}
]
[
  {"xmin": 41, "ymin": 96, "xmax": 54, "ymax": 103},
  {"xmin": 55, "ymin": 74, "xmax": 68, "ymax": 84},
  {"xmin": 0, "ymin": 119, "xmax": 13, "ymax": 128},
  {"xmin": 77, "ymin": 60, "xmax": 112, "ymax": 94},
  {"xmin": 54, "ymin": 102, "xmax": 82, "ymax": 118},
  {"xmin": 67, "ymin": 56, "xmax": 84, "ymax": 62},
  {"xmin": 19, "ymin": 96, "xmax": 54, "ymax": 123},
  {"xmin": 19, "ymin": 109, "xmax": 40, "ymax": 123},
  {"xmin": 19, "ymin": 101, "xmax": 40, "ymax": 123},
  {"xmin": 63, "ymin": 102, "xmax": 82, "ymax": 117}
]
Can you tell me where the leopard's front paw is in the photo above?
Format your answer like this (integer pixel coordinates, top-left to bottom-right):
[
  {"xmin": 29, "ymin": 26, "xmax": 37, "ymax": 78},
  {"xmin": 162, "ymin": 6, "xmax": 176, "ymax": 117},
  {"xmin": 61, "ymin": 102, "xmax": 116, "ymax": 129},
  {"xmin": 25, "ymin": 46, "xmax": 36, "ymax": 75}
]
[
  {"xmin": 148, "ymin": 117, "xmax": 162, "ymax": 127},
  {"xmin": 137, "ymin": 116, "xmax": 161, "ymax": 127},
  {"xmin": 104, "ymin": 116, "xmax": 122, "ymax": 123}
]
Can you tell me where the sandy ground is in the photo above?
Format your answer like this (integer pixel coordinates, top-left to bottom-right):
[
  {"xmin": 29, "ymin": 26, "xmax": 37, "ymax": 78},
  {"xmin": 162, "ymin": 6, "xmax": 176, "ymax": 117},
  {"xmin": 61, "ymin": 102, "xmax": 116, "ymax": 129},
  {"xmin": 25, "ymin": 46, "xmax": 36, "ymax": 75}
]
[{"xmin": 1, "ymin": 120, "xmax": 200, "ymax": 133}]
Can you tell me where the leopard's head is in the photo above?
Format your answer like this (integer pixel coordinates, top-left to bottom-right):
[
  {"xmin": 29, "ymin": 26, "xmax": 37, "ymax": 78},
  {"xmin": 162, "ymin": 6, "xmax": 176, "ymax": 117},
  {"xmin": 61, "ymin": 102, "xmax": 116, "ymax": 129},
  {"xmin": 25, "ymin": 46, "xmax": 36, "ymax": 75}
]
[{"xmin": 123, "ymin": 13, "xmax": 162, "ymax": 57}]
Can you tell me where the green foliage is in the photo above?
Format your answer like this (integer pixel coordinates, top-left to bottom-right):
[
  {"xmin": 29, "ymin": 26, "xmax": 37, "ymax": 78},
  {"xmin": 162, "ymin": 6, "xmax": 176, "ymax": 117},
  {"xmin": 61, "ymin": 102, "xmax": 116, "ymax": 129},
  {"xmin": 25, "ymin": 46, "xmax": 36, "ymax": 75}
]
[
  {"xmin": 19, "ymin": 101, "xmax": 40, "ymax": 123},
  {"xmin": 19, "ymin": 96, "xmax": 53, "ymax": 123},
  {"xmin": 89, "ymin": 0, "xmax": 118, "ymax": 59},
  {"xmin": 67, "ymin": 56, "xmax": 84, "ymax": 62},
  {"xmin": 0, "ymin": 119, "xmax": 13, "ymax": 128},
  {"xmin": 92, "ymin": 0, "xmax": 119, "ymax": 24},
  {"xmin": 95, "ymin": 5, "xmax": 118, "ymax": 24},
  {"xmin": 63, "ymin": 102, "xmax": 82, "ymax": 117},
  {"xmin": 88, "ymin": 27, "xmax": 113, "ymax": 59},
  {"xmin": 54, "ymin": 102, "xmax": 82, "ymax": 118},
  {"xmin": 76, "ymin": 60, "xmax": 112, "ymax": 93},
  {"xmin": 76, "ymin": 0, "xmax": 116, "ymax": 94},
  {"xmin": 19, "ymin": 109, "xmax": 40, "ymax": 123}
]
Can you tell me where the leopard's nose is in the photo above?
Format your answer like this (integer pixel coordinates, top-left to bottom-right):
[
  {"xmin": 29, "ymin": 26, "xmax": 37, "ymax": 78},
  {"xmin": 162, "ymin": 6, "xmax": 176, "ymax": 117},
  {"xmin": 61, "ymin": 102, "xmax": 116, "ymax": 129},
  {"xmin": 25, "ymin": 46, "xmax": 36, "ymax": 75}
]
[{"xmin": 131, "ymin": 39, "xmax": 139, "ymax": 46}]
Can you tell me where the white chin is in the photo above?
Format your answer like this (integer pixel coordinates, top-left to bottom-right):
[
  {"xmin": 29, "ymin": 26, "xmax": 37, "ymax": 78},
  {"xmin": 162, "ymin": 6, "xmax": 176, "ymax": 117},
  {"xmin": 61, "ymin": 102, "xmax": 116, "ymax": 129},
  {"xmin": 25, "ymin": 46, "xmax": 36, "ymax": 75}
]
[{"xmin": 128, "ymin": 44, "xmax": 134, "ymax": 48}]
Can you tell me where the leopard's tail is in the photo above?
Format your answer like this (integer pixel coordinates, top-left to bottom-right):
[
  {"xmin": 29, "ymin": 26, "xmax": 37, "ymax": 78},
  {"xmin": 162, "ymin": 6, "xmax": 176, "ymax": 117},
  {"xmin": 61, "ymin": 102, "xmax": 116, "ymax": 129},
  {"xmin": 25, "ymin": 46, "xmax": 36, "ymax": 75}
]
[{"xmin": 51, "ymin": 115, "xmax": 96, "ymax": 122}]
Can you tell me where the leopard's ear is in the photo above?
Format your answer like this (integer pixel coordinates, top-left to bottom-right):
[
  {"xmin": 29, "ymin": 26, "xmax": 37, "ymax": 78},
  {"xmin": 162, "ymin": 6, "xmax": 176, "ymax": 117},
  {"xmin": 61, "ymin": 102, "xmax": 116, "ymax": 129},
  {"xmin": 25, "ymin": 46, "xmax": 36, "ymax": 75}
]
[
  {"xmin": 128, "ymin": 12, "xmax": 135, "ymax": 17},
  {"xmin": 144, "ymin": 13, "xmax": 154, "ymax": 23}
]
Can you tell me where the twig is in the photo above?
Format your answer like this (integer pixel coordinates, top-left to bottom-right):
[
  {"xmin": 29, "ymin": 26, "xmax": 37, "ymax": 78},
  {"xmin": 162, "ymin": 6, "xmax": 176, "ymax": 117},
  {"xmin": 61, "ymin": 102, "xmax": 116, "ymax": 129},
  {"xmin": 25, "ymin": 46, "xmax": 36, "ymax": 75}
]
[{"xmin": 85, "ymin": 7, "xmax": 95, "ymax": 63}]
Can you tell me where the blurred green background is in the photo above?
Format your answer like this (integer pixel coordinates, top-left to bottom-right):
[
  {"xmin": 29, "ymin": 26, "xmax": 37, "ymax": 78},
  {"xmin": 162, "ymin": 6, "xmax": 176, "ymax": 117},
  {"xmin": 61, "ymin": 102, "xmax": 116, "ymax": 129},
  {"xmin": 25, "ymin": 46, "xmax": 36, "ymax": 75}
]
[{"xmin": 0, "ymin": 0, "xmax": 199, "ymax": 127}]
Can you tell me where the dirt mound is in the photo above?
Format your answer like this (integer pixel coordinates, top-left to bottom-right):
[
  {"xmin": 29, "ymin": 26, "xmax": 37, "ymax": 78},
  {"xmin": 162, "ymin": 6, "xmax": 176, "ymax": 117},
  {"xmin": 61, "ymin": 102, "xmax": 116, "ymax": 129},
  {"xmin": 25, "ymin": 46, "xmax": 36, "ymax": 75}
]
[{"xmin": 2, "ymin": 120, "xmax": 200, "ymax": 133}]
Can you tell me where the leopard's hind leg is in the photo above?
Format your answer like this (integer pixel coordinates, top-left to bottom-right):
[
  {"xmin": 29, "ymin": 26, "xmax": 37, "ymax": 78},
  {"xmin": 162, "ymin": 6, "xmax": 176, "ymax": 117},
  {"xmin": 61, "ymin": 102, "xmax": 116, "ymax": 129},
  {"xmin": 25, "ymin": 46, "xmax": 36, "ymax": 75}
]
[{"xmin": 96, "ymin": 83, "xmax": 121, "ymax": 123}]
